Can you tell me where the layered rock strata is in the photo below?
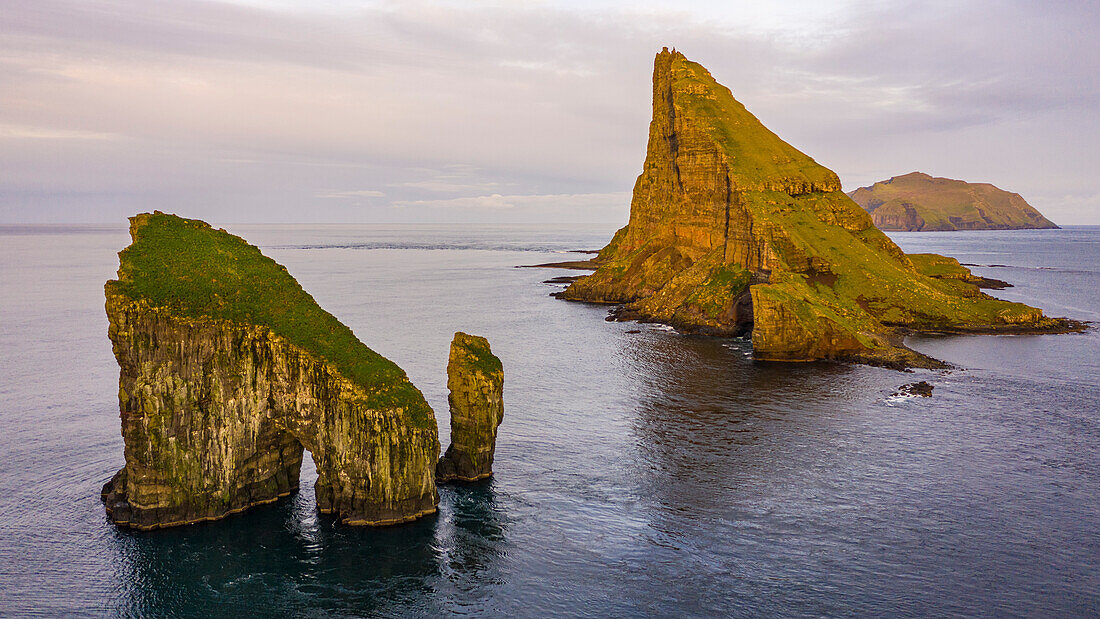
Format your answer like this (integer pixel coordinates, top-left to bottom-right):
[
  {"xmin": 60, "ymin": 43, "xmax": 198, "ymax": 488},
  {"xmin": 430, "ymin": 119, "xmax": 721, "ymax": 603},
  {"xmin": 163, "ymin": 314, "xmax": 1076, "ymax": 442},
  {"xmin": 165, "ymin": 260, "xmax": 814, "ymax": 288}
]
[
  {"xmin": 102, "ymin": 213, "xmax": 440, "ymax": 529},
  {"xmin": 562, "ymin": 49, "xmax": 1076, "ymax": 367},
  {"xmin": 437, "ymin": 333, "xmax": 505, "ymax": 483},
  {"xmin": 849, "ymin": 172, "xmax": 1058, "ymax": 231}
]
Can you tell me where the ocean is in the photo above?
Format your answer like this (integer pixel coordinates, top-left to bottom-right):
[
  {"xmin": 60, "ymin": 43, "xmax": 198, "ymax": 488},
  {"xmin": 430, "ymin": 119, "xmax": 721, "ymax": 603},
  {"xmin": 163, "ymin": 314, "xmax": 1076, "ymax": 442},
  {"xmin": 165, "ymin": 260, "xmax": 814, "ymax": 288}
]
[{"xmin": 1, "ymin": 223, "xmax": 1097, "ymax": 616}]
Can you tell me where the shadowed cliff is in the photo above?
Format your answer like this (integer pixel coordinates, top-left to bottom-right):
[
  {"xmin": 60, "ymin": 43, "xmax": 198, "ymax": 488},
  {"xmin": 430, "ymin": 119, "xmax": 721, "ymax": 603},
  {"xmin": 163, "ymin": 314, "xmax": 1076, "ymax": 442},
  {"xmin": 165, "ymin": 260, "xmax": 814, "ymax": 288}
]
[{"xmin": 562, "ymin": 48, "xmax": 1078, "ymax": 367}]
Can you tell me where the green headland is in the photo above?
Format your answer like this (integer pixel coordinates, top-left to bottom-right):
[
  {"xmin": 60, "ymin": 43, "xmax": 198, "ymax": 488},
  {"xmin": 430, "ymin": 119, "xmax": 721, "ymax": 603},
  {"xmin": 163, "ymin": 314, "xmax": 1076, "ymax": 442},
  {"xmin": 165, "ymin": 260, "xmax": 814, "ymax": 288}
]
[
  {"xmin": 561, "ymin": 48, "xmax": 1080, "ymax": 367},
  {"xmin": 849, "ymin": 172, "xmax": 1058, "ymax": 231}
]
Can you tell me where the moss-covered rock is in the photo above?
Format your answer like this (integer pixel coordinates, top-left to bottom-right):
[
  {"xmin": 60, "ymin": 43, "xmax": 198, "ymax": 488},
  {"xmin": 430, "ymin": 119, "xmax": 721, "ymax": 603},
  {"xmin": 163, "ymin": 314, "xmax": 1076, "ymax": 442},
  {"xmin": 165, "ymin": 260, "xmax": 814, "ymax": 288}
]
[
  {"xmin": 436, "ymin": 333, "xmax": 504, "ymax": 483},
  {"xmin": 102, "ymin": 212, "xmax": 440, "ymax": 529},
  {"xmin": 562, "ymin": 49, "xmax": 1078, "ymax": 367}
]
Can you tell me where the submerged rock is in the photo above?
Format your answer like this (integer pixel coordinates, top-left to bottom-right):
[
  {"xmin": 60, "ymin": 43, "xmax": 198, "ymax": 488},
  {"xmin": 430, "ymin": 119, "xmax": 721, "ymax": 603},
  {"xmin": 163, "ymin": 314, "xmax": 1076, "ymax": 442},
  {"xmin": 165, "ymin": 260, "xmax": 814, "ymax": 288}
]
[
  {"xmin": 849, "ymin": 172, "xmax": 1058, "ymax": 231},
  {"xmin": 102, "ymin": 212, "xmax": 440, "ymax": 529},
  {"xmin": 893, "ymin": 381, "xmax": 934, "ymax": 398},
  {"xmin": 562, "ymin": 48, "xmax": 1078, "ymax": 368},
  {"xmin": 437, "ymin": 333, "xmax": 505, "ymax": 483}
]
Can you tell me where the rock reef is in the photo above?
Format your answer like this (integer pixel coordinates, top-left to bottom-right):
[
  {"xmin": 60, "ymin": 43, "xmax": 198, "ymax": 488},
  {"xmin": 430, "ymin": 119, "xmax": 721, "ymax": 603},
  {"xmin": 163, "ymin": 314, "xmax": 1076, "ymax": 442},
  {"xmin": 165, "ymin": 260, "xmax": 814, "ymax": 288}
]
[
  {"xmin": 849, "ymin": 172, "xmax": 1058, "ymax": 231},
  {"xmin": 436, "ymin": 333, "xmax": 505, "ymax": 483},
  {"xmin": 101, "ymin": 213, "xmax": 493, "ymax": 530},
  {"xmin": 893, "ymin": 381, "xmax": 934, "ymax": 398},
  {"xmin": 561, "ymin": 48, "xmax": 1077, "ymax": 368}
]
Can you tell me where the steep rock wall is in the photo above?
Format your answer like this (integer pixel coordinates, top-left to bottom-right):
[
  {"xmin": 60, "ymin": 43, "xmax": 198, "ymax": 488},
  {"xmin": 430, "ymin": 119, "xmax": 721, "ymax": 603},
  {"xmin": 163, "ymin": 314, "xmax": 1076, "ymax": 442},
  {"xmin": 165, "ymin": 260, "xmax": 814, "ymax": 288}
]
[
  {"xmin": 100, "ymin": 212, "xmax": 441, "ymax": 529},
  {"xmin": 102, "ymin": 294, "xmax": 439, "ymax": 529}
]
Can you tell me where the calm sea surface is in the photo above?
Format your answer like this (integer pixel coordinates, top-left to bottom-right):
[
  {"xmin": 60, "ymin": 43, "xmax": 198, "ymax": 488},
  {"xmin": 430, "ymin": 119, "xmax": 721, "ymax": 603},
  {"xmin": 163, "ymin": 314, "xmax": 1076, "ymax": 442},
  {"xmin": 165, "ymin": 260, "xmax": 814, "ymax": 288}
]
[{"xmin": 1, "ymin": 224, "xmax": 1097, "ymax": 616}]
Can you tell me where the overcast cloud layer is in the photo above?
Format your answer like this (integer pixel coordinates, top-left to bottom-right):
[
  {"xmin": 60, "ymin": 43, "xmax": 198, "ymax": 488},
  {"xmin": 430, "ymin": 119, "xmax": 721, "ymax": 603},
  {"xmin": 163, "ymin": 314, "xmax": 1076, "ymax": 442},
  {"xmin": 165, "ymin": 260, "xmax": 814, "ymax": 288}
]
[{"xmin": 1, "ymin": 0, "xmax": 1097, "ymax": 224}]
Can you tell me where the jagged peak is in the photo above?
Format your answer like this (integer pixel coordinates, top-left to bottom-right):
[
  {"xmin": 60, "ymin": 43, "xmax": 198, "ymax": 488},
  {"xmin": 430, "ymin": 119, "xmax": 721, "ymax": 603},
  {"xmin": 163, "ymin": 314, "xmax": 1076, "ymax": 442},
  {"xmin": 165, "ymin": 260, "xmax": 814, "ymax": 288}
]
[{"xmin": 650, "ymin": 49, "xmax": 840, "ymax": 194}]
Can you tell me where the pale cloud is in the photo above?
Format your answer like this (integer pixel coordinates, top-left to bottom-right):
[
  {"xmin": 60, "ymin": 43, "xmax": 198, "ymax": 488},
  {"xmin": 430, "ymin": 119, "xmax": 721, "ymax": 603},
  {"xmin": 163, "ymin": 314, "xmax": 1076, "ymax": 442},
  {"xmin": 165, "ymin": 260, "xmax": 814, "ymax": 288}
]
[
  {"xmin": 393, "ymin": 192, "xmax": 631, "ymax": 210},
  {"xmin": 0, "ymin": 124, "xmax": 121, "ymax": 141},
  {"xmin": 392, "ymin": 179, "xmax": 506, "ymax": 192},
  {"xmin": 0, "ymin": 0, "xmax": 1097, "ymax": 223},
  {"xmin": 316, "ymin": 190, "xmax": 385, "ymax": 199},
  {"xmin": 389, "ymin": 165, "xmax": 509, "ymax": 193}
]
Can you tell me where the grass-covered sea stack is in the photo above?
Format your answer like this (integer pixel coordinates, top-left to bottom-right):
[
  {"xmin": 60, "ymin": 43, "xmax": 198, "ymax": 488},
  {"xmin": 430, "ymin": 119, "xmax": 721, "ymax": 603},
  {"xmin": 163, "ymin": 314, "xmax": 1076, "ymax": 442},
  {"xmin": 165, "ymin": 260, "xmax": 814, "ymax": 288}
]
[
  {"xmin": 436, "ymin": 332, "xmax": 505, "ymax": 483},
  {"xmin": 102, "ymin": 212, "xmax": 440, "ymax": 529}
]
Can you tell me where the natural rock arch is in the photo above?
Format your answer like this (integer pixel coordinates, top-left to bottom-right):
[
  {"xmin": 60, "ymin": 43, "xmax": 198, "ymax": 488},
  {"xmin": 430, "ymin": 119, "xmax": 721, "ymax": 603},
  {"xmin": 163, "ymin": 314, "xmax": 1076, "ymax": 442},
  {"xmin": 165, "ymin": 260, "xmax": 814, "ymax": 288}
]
[
  {"xmin": 100, "ymin": 290, "xmax": 441, "ymax": 530},
  {"xmin": 101, "ymin": 213, "xmax": 442, "ymax": 529}
]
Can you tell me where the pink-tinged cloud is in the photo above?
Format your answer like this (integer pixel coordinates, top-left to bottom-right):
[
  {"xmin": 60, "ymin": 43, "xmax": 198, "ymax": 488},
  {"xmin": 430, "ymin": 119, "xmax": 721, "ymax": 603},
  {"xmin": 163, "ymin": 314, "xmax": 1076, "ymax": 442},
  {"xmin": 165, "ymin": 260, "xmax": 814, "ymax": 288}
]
[{"xmin": 0, "ymin": 0, "xmax": 1097, "ymax": 224}]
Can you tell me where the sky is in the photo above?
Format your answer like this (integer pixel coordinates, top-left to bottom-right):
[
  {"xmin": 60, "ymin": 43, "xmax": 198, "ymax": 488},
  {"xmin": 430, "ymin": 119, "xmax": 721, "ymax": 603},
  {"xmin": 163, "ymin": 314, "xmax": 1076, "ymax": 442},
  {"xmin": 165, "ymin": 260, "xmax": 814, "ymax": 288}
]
[{"xmin": 1, "ymin": 0, "xmax": 1097, "ymax": 225}]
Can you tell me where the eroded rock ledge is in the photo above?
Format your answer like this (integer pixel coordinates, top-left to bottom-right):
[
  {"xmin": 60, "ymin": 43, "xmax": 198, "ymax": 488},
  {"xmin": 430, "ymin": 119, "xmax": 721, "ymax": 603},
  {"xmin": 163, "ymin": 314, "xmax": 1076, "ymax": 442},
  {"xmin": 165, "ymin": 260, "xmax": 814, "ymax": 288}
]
[
  {"xmin": 560, "ymin": 48, "xmax": 1081, "ymax": 368},
  {"xmin": 101, "ymin": 213, "xmax": 501, "ymax": 530}
]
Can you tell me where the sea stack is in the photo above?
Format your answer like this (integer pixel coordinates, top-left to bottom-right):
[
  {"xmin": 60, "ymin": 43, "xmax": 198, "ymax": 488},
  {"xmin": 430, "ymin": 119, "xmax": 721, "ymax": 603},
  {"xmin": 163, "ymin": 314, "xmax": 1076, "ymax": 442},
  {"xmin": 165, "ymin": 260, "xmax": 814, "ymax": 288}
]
[
  {"xmin": 101, "ymin": 212, "xmax": 440, "ymax": 529},
  {"xmin": 562, "ymin": 48, "xmax": 1074, "ymax": 367},
  {"xmin": 849, "ymin": 172, "xmax": 1059, "ymax": 231},
  {"xmin": 437, "ymin": 333, "xmax": 504, "ymax": 483}
]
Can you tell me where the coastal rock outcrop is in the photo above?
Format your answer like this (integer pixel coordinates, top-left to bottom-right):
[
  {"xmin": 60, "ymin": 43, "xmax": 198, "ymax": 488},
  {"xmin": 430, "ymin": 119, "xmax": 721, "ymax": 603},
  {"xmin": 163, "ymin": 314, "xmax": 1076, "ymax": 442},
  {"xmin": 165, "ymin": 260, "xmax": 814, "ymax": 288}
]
[
  {"xmin": 893, "ymin": 381, "xmax": 934, "ymax": 398},
  {"xmin": 849, "ymin": 172, "xmax": 1059, "ymax": 231},
  {"xmin": 102, "ymin": 212, "xmax": 440, "ymax": 529},
  {"xmin": 561, "ymin": 48, "xmax": 1076, "ymax": 367},
  {"xmin": 436, "ymin": 333, "xmax": 504, "ymax": 483}
]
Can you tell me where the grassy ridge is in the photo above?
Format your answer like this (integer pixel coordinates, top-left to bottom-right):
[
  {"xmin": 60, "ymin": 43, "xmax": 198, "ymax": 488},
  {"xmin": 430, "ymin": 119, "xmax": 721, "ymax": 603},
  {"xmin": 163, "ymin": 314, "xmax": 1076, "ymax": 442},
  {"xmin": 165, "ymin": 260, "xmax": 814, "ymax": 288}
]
[
  {"xmin": 850, "ymin": 172, "xmax": 1058, "ymax": 231},
  {"xmin": 107, "ymin": 212, "xmax": 435, "ymax": 425}
]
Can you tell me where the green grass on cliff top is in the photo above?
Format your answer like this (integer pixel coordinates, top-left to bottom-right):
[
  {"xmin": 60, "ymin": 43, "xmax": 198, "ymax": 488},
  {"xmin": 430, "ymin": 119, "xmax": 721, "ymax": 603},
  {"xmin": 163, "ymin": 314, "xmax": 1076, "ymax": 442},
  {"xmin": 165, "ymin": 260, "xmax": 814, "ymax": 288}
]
[
  {"xmin": 107, "ymin": 212, "xmax": 434, "ymax": 425},
  {"xmin": 452, "ymin": 332, "xmax": 503, "ymax": 378},
  {"xmin": 670, "ymin": 54, "xmax": 839, "ymax": 190}
]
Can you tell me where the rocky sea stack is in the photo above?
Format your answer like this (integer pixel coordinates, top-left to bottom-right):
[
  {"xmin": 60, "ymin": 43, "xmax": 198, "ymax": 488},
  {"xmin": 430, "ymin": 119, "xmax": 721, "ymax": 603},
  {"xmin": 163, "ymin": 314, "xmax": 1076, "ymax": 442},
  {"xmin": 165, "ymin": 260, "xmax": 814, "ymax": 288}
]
[
  {"xmin": 849, "ymin": 172, "xmax": 1059, "ymax": 231},
  {"xmin": 436, "ymin": 333, "xmax": 505, "ymax": 483},
  {"xmin": 101, "ymin": 212, "xmax": 493, "ymax": 530},
  {"xmin": 562, "ymin": 48, "xmax": 1077, "ymax": 367}
]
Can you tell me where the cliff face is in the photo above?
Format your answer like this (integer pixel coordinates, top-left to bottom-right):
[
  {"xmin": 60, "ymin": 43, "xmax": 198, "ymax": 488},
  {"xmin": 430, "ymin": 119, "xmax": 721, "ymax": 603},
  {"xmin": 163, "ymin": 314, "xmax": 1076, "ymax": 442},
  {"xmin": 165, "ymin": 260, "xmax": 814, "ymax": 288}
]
[
  {"xmin": 102, "ymin": 213, "xmax": 440, "ymax": 529},
  {"xmin": 437, "ymin": 333, "xmax": 504, "ymax": 483},
  {"xmin": 849, "ymin": 172, "xmax": 1059, "ymax": 231},
  {"xmin": 563, "ymin": 49, "xmax": 1072, "ymax": 367}
]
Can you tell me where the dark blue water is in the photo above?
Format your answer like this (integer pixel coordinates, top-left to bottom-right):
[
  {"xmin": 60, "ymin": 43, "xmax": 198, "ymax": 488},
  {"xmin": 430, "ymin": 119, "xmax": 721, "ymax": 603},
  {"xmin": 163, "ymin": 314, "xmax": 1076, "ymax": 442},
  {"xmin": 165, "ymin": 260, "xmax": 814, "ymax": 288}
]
[{"xmin": 1, "ymin": 224, "xmax": 1097, "ymax": 616}]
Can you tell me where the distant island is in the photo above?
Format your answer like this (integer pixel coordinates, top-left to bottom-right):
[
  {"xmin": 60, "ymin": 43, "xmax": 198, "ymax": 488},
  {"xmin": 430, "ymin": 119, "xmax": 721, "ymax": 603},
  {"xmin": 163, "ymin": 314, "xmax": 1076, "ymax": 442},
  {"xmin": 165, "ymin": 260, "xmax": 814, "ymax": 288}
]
[
  {"xmin": 555, "ymin": 48, "xmax": 1079, "ymax": 368},
  {"xmin": 102, "ymin": 212, "xmax": 504, "ymax": 530},
  {"xmin": 848, "ymin": 172, "xmax": 1058, "ymax": 231}
]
